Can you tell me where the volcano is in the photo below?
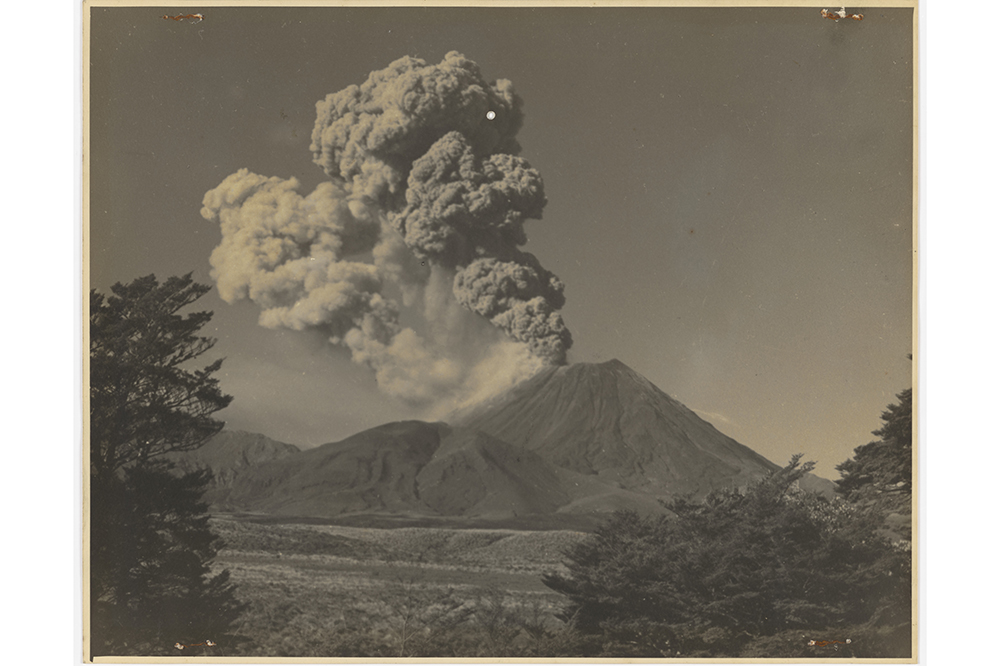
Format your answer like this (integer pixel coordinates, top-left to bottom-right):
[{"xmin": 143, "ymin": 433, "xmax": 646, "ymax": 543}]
[
  {"xmin": 450, "ymin": 359, "xmax": 777, "ymax": 497},
  {"xmin": 207, "ymin": 359, "xmax": 817, "ymax": 524}
]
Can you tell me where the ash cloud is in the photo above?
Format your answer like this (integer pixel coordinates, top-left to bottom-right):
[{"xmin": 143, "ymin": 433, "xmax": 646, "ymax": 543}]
[
  {"xmin": 310, "ymin": 51, "xmax": 524, "ymax": 206},
  {"xmin": 202, "ymin": 51, "xmax": 571, "ymax": 408}
]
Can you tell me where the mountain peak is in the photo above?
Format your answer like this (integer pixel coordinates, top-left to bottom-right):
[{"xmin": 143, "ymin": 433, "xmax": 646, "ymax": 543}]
[
  {"xmin": 454, "ymin": 358, "xmax": 776, "ymax": 497},
  {"xmin": 194, "ymin": 360, "xmax": 792, "ymax": 523},
  {"xmin": 565, "ymin": 358, "xmax": 629, "ymax": 371},
  {"xmin": 572, "ymin": 358, "xmax": 652, "ymax": 383}
]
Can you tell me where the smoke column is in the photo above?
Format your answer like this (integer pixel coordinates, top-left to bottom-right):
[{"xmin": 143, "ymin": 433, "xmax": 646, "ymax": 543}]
[{"xmin": 202, "ymin": 51, "xmax": 572, "ymax": 409}]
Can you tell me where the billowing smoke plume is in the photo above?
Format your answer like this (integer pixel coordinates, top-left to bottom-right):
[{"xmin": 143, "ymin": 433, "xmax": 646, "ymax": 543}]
[
  {"xmin": 311, "ymin": 51, "xmax": 524, "ymax": 206},
  {"xmin": 202, "ymin": 51, "xmax": 571, "ymax": 408}
]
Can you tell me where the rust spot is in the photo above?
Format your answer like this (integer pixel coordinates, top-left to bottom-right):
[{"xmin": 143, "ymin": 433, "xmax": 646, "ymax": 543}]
[
  {"xmin": 162, "ymin": 13, "xmax": 204, "ymax": 23},
  {"xmin": 821, "ymin": 8, "xmax": 863, "ymax": 21}
]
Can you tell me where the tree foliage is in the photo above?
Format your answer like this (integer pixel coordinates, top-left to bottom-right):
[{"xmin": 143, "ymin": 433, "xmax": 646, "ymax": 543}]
[
  {"xmin": 89, "ymin": 273, "xmax": 233, "ymax": 482},
  {"xmin": 542, "ymin": 456, "xmax": 911, "ymax": 657},
  {"xmin": 90, "ymin": 462, "xmax": 247, "ymax": 655},
  {"xmin": 836, "ymin": 388, "xmax": 913, "ymax": 517},
  {"xmin": 89, "ymin": 274, "xmax": 244, "ymax": 657}
]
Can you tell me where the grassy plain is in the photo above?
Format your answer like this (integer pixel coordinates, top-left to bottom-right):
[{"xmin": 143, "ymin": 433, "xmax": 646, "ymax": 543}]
[{"xmin": 208, "ymin": 515, "xmax": 591, "ymax": 657}]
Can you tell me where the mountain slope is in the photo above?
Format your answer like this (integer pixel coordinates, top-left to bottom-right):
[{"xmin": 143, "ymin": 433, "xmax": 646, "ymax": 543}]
[
  {"xmin": 164, "ymin": 430, "xmax": 300, "ymax": 504},
  {"xmin": 206, "ymin": 359, "xmax": 834, "ymax": 523},
  {"xmin": 452, "ymin": 359, "xmax": 778, "ymax": 498},
  {"xmin": 222, "ymin": 421, "xmax": 446, "ymax": 516},
  {"xmin": 416, "ymin": 428, "xmax": 571, "ymax": 517},
  {"xmin": 221, "ymin": 422, "xmax": 620, "ymax": 520}
]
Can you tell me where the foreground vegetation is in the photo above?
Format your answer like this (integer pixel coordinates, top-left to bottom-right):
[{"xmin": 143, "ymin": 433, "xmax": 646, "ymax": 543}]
[
  {"xmin": 544, "ymin": 458, "xmax": 911, "ymax": 658},
  {"xmin": 199, "ymin": 520, "xmax": 585, "ymax": 657},
  {"xmin": 89, "ymin": 275, "xmax": 242, "ymax": 657},
  {"xmin": 540, "ymin": 388, "xmax": 913, "ymax": 659},
  {"xmin": 199, "ymin": 490, "xmax": 908, "ymax": 658}
]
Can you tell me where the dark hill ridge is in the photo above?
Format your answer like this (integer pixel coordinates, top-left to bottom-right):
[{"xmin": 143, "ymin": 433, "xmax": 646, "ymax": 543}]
[
  {"xmin": 190, "ymin": 359, "xmax": 834, "ymax": 524},
  {"xmin": 223, "ymin": 421, "xmax": 445, "ymax": 516},
  {"xmin": 451, "ymin": 359, "xmax": 778, "ymax": 497},
  {"xmin": 416, "ymin": 429, "xmax": 571, "ymax": 517},
  {"xmin": 164, "ymin": 429, "xmax": 300, "ymax": 504},
  {"xmin": 220, "ymin": 422, "xmax": 606, "ymax": 519}
]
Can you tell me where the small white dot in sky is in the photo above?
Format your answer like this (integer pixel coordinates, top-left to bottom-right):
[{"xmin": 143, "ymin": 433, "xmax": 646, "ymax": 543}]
[{"xmin": 486, "ymin": 110, "xmax": 496, "ymax": 120}]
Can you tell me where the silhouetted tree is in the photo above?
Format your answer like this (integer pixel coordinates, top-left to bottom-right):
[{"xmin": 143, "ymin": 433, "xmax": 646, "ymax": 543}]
[
  {"xmin": 90, "ymin": 273, "xmax": 232, "ymax": 484},
  {"xmin": 89, "ymin": 274, "xmax": 244, "ymax": 657},
  {"xmin": 827, "ymin": 387, "xmax": 914, "ymax": 655},
  {"xmin": 90, "ymin": 462, "xmax": 246, "ymax": 655},
  {"xmin": 836, "ymin": 388, "xmax": 913, "ymax": 517}
]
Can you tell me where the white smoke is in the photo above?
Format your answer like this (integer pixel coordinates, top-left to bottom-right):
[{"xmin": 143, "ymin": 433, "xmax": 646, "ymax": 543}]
[{"xmin": 202, "ymin": 52, "xmax": 572, "ymax": 412}]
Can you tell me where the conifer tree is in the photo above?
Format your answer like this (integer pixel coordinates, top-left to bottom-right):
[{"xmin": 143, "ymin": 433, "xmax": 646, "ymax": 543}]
[
  {"xmin": 90, "ymin": 462, "xmax": 246, "ymax": 655},
  {"xmin": 89, "ymin": 273, "xmax": 232, "ymax": 484},
  {"xmin": 89, "ymin": 274, "xmax": 245, "ymax": 657},
  {"xmin": 836, "ymin": 388, "xmax": 913, "ymax": 517}
]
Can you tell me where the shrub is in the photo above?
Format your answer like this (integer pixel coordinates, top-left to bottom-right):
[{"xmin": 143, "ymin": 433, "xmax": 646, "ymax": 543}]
[{"xmin": 543, "ymin": 456, "xmax": 910, "ymax": 657}]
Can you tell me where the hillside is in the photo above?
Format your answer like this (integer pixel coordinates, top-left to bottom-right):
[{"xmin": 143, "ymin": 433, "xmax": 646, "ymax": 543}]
[
  {"xmin": 452, "ymin": 359, "xmax": 778, "ymax": 497},
  {"xmin": 200, "ymin": 359, "xmax": 825, "ymax": 524},
  {"xmin": 164, "ymin": 430, "xmax": 300, "ymax": 504},
  {"xmin": 415, "ymin": 428, "xmax": 571, "ymax": 517},
  {"xmin": 221, "ymin": 421, "xmax": 446, "ymax": 516}
]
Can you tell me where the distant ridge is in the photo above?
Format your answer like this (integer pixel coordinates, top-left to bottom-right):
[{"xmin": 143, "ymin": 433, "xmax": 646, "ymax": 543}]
[
  {"xmin": 164, "ymin": 429, "xmax": 301, "ymax": 504},
  {"xmin": 223, "ymin": 421, "xmax": 446, "ymax": 516},
  {"xmin": 218, "ymin": 422, "xmax": 581, "ymax": 518},
  {"xmin": 192, "ymin": 359, "xmax": 837, "ymax": 526}
]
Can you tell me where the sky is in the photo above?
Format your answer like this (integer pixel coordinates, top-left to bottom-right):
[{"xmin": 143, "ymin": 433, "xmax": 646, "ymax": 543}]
[{"xmin": 88, "ymin": 4, "xmax": 914, "ymax": 479}]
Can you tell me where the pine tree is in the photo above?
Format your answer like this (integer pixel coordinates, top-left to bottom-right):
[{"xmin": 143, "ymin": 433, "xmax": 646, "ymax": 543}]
[
  {"xmin": 89, "ymin": 273, "xmax": 232, "ymax": 484},
  {"xmin": 90, "ymin": 462, "xmax": 246, "ymax": 655},
  {"xmin": 829, "ymin": 388, "xmax": 915, "ymax": 654},
  {"xmin": 89, "ymin": 274, "xmax": 245, "ymax": 657},
  {"xmin": 836, "ymin": 388, "xmax": 913, "ymax": 517}
]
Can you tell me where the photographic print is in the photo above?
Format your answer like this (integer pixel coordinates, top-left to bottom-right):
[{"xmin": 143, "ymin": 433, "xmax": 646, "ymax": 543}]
[{"xmin": 84, "ymin": 1, "xmax": 917, "ymax": 661}]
